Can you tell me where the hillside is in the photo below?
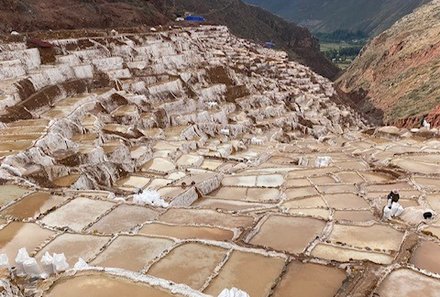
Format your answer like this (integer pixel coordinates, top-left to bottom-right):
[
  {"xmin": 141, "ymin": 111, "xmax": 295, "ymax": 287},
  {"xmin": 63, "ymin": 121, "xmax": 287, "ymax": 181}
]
[
  {"xmin": 165, "ymin": 0, "xmax": 340, "ymax": 79},
  {"xmin": 245, "ymin": 0, "xmax": 429, "ymax": 36},
  {"xmin": 337, "ymin": 0, "xmax": 440, "ymax": 126},
  {"xmin": 0, "ymin": 0, "xmax": 339, "ymax": 80}
]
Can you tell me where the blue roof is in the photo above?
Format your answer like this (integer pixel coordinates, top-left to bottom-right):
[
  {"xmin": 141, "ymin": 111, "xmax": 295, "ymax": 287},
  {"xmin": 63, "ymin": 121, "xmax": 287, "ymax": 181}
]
[
  {"xmin": 264, "ymin": 41, "xmax": 275, "ymax": 48},
  {"xmin": 185, "ymin": 15, "xmax": 206, "ymax": 22}
]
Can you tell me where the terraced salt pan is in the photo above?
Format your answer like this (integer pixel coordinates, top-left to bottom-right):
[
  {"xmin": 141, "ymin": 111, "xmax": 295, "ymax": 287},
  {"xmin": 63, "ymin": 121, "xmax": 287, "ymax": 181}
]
[
  {"xmin": 286, "ymin": 208, "xmax": 331, "ymax": 220},
  {"xmin": 413, "ymin": 177, "xmax": 440, "ymax": 191},
  {"xmin": 140, "ymin": 223, "xmax": 234, "ymax": 241},
  {"xmin": 311, "ymin": 243, "xmax": 393, "ymax": 264},
  {"xmin": 423, "ymin": 225, "xmax": 440, "ymax": 240},
  {"xmin": 317, "ymin": 184, "xmax": 358, "ymax": 194},
  {"xmin": 0, "ymin": 192, "xmax": 67, "ymax": 219},
  {"xmin": 272, "ymin": 262, "xmax": 346, "ymax": 297},
  {"xmin": 0, "ymin": 222, "xmax": 55, "ymax": 262},
  {"xmin": 36, "ymin": 233, "xmax": 111, "ymax": 265},
  {"xmin": 285, "ymin": 187, "xmax": 318, "ymax": 199},
  {"xmin": 222, "ymin": 174, "xmax": 284, "ymax": 187},
  {"xmin": 44, "ymin": 273, "xmax": 182, "ymax": 297},
  {"xmin": 391, "ymin": 158, "xmax": 440, "ymax": 175},
  {"xmin": 335, "ymin": 161, "xmax": 368, "ymax": 170},
  {"xmin": 333, "ymin": 210, "xmax": 376, "ymax": 222},
  {"xmin": 366, "ymin": 182, "xmax": 414, "ymax": 192},
  {"xmin": 249, "ymin": 215, "xmax": 326, "ymax": 254},
  {"xmin": 335, "ymin": 172, "xmax": 365, "ymax": 183},
  {"xmin": 328, "ymin": 224, "xmax": 403, "ymax": 251},
  {"xmin": 0, "ymin": 185, "xmax": 32, "ymax": 206},
  {"xmin": 176, "ymin": 154, "xmax": 204, "ymax": 168},
  {"xmin": 323, "ymin": 193, "xmax": 370, "ymax": 209},
  {"xmin": 426, "ymin": 194, "xmax": 440, "ymax": 213},
  {"xmin": 200, "ymin": 159, "xmax": 224, "ymax": 171},
  {"xmin": 375, "ymin": 269, "xmax": 440, "ymax": 297},
  {"xmin": 360, "ymin": 171, "xmax": 395, "ymax": 183},
  {"xmin": 287, "ymin": 167, "xmax": 340, "ymax": 179},
  {"xmin": 41, "ymin": 198, "xmax": 114, "ymax": 232},
  {"xmin": 142, "ymin": 158, "xmax": 176, "ymax": 174},
  {"xmin": 309, "ymin": 176, "xmax": 338, "ymax": 185},
  {"xmin": 210, "ymin": 187, "xmax": 280, "ymax": 202},
  {"xmin": 92, "ymin": 235, "xmax": 174, "ymax": 271},
  {"xmin": 205, "ymin": 250, "xmax": 285, "ymax": 297},
  {"xmin": 87, "ymin": 204, "xmax": 160, "ymax": 234},
  {"xmin": 148, "ymin": 242, "xmax": 227, "ymax": 290},
  {"xmin": 193, "ymin": 199, "xmax": 266, "ymax": 211},
  {"xmin": 158, "ymin": 209, "xmax": 254, "ymax": 229},
  {"xmin": 282, "ymin": 196, "xmax": 327, "ymax": 208},
  {"xmin": 52, "ymin": 174, "xmax": 80, "ymax": 187},
  {"xmin": 116, "ymin": 176, "xmax": 151, "ymax": 190},
  {"xmin": 0, "ymin": 140, "xmax": 34, "ymax": 151},
  {"xmin": 284, "ymin": 178, "xmax": 312, "ymax": 188},
  {"xmin": 410, "ymin": 240, "xmax": 440, "ymax": 274}
]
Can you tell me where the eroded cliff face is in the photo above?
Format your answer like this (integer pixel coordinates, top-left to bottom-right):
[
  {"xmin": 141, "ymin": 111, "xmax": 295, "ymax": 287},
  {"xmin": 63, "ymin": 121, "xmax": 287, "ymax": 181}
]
[{"xmin": 337, "ymin": 0, "xmax": 440, "ymax": 128}]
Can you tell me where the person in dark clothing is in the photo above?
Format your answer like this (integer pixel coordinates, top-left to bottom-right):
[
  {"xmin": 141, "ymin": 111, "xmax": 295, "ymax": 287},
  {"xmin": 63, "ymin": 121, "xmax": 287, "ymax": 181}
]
[{"xmin": 387, "ymin": 189, "xmax": 400, "ymax": 207}]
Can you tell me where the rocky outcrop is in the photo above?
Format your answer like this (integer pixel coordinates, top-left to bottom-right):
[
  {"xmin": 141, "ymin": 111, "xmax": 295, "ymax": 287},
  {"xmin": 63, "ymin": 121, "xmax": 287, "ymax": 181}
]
[{"xmin": 337, "ymin": 0, "xmax": 440, "ymax": 127}]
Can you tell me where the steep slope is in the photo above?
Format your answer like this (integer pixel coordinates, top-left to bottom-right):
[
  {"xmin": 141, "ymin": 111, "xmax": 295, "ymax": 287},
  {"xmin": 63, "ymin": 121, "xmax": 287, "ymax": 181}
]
[
  {"xmin": 0, "ymin": 0, "xmax": 340, "ymax": 80},
  {"xmin": 245, "ymin": 0, "xmax": 429, "ymax": 36},
  {"xmin": 337, "ymin": 0, "xmax": 440, "ymax": 126},
  {"xmin": 0, "ymin": 0, "xmax": 169, "ymax": 31},
  {"xmin": 156, "ymin": 0, "xmax": 341, "ymax": 79}
]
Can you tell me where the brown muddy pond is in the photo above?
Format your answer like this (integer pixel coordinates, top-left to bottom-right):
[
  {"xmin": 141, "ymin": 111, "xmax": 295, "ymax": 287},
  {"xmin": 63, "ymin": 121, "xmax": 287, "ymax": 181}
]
[
  {"xmin": 375, "ymin": 269, "xmax": 440, "ymax": 297},
  {"xmin": 41, "ymin": 198, "xmax": 114, "ymax": 232},
  {"xmin": 88, "ymin": 204, "xmax": 160, "ymax": 234},
  {"xmin": 205, "ymin": 250, "xmax": 285, "ymax": 297},
  {"xmin": 250, "ymin": 215, "xmax": 326, "ymax": 254},
  {"xmin": 272, "ymin": 262, "xmax": 346, "ymax": 297},
  {"xmin": 92, "ymin": 235, "xmax": 174, "ymax": 271},
  {"xmin": 36, "ymin": 233, "xmax": 111, "ymax": 265},
  {"xmin": 1, "ymin": 192, "xmax": 67, "ymax": 219},
  {"xmin": 0, "ymin": 185, "xmax": 32, "ymax": 206},
  {"xmin": 139, "ymin": 223, "xmax": 234, "ymax": 241},
  {"xmin": 148, "ymin": 242, "xmax": 227, "ymax": 290},
  {"xmin": 158, "ymin": 208, "xmax": 254, "ymax": 229},
  {"xmin": 328, "ymin": 224, "xmax": 403, "ymax": 251},
  {"xmin": 0, "ymin": 222, "xmax": 55, "ymax": 262},
  {"xmin": 410, "ymin": 240, "xmax": 440, "ymax": 274},
  {"xmin": 44, "ymin": 273, "xmax": 181, "ymax": 297}
]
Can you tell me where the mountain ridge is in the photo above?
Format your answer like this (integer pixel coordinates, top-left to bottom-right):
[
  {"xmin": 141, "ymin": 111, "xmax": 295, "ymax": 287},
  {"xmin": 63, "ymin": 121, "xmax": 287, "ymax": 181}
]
[{"xmin": 245, "ymin": 0, "xmax": 430, "ymax": 36}]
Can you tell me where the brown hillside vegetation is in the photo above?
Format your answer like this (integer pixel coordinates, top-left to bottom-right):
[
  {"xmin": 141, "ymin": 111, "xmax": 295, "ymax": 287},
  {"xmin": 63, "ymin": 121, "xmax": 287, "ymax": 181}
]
[{"xmin": 337, "ymin": 0, "xmax": 440, "ymax": 127}]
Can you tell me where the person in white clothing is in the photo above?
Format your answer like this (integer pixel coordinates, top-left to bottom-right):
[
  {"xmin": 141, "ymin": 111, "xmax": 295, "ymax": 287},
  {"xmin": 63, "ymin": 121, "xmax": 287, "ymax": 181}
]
[{"xmin": 383, "ymin": 189, "xmax": 404, "ymax": 220}]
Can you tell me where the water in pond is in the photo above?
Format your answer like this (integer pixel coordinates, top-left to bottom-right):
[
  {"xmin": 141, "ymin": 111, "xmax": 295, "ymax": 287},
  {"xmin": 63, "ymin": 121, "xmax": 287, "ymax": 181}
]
[
  {"xmin": 140, "ymin": 223, "xmax": 234, "ymax": 241},
  {"xmin": 205, "ymin": 250, "xmax": 285, "ymax": 297},
  {"xmin": 0, "ymin": 222, "xmax": 55, "ymax": 262},
  {"xmin": 44, "ymin": 274, "xmax": 181, "ymax": 297},
  {"xmin": 1, "ymin": 192, "xmax": 67, "ymax": 219},
  {"xmin": 272, "ymin": 262, "xmax": 346, "ymax": 297},
  {"xmin": 92, "ymin": 235, "xmax": 174, "ymax": 271},
  {"xmin": 36, "ymin": 233, "xmax": 111, "ymax": 265},
  {"xmin": 375, "ymin": 269, "xmax": 440, "ymax": 297},
  {"xmin": 0, "ymin": 185, "xmax": 32, "ymax": 206},
  {"xmin": 410, "ymin": 241, "xmax": 440, "ymax": 274},
  {"xmin": 148, "ymin": 242, "xmax": 227, "ymax": 290},
  {"xmin": 250, "ymin": 215, "xmax": 326, "ymax": 254}
]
